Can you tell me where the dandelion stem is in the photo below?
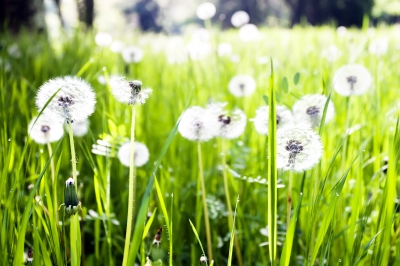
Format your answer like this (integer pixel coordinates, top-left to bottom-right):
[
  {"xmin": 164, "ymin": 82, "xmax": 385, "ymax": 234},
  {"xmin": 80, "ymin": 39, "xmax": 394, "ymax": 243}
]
[
  {"xmin": 68, "ymin": 124, "xmax": 78, "ymax": 188},
  {"xmin": 47, "ymin": 142, "xmax": 58, "ymax": 226},
  {"xmin": 198, "ymin": 141, "xmax": 213, "ymax": 261},
  {"xmin": 286, "ymin": 172, "xmax": 293, "ymax": 231},
  {"xmin": 221, "ymin": 139, "xmax": 243, "ymax": 266},
  {"xmin": 122, "ymin": 104, "xmax": 137, "ymax": 266}
]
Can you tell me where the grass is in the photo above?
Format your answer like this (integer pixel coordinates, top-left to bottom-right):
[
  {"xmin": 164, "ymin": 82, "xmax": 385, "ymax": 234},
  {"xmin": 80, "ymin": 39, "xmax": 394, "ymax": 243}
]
[{"xmin": 0, "ymin": 25, "xmax": 400, "ymax": 265}]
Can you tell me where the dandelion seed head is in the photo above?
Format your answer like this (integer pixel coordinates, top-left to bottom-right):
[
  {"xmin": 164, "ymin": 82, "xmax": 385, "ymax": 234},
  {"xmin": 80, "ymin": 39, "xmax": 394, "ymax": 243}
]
[
  {"xmin": 368, "ymin": 38, "xmax": 389, "ymax": 56},
  {"xmin": 178, "ymin": 106, "xmax": 218, "ymax": 142},
  {"xmin": 186, "ymin": 41, "xmax": 212, "ymax": 61},
  {"xmin": 36, "ymin": 76, "xmax": 96, "ymax": 124},
  {"xmin": 336, "ymin": 26, "xmax": 347, "ymax": 36},
  {"xmin": 292, "ymin": 94, "xmax": 335, "ymax": 127},
  {"xmin": 333, "ymin": 64, "xmax": 372, "ymax": 96},
  {"xmin": 217, "ymin": 42, "xmax": 233, "ymax": 57},
  {"xmin": 196, "ymin": 2, "xmax": 216, "ymax": 20},
  {"xmin": 208, "ymin": 103, "xmax": 247, "ymax": 139},
  {"xmin": 238, "ymin": 24, "xmax": 260, "ymax": 42},
  {"xmin": 191, "ymin": 28, "xmax": 210, "ymax": 42},
  {"xmin": 121, "ymin": 45, "xmax": 144, "ymax": 64},
  {"xmin": 251, "ymin": 105, "xmax": 294, "ymax": 135},
  {"xmin": 7, "ymin": 43, "xmax": 21, "ymax": 58},
  {"xmin": 321, "ymin": 45, "xmax": 341, "ymax": 62},
  {"xmin": 109, "ymin": 75, "xmax": 152, "ymax": 105},
  {"xmin": 28, "ymin": 114, "xmax": 64, "ymax": 144},
  {"xmin": 228, "ymin": 75, "xmax": 256, "ymax": 97},
  {"xmin": 276, "ymin": 126, "xmax": 323, "ymax": 172},
  {"xmin": 95, "ymin": 32, "xmax": 112, "ymax": 47},
  {"xmin": 70, "ymin": 119, "xmax": 89, "ymax": 137},
  {"xmin": 110, "ymin": 40, "xmax": 125, "ymax": 53},
  {"xmin": 118, "ymin": 141, "xmax": 150, "ymax": 167},
  {"xmin": 231, "ymin": 11, "xmax": 250, "ymax": 28}
]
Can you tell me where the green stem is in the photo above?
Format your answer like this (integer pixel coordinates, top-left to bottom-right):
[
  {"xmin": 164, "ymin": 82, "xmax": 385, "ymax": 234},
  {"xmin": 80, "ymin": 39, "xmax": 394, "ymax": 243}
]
[
  {"xmin": 122, "ymin": 105, "xmax": 137, "ymax": 266},
  {"xmin": 221, "ymin": 139, "xmax": 243, "ymax": 266},
  {"xmin": 68, "ymin": 124, "xmax": 78, "ymax": 188},
  {"xmin": 47, "ymin": 142, "xmax": 58, "ymax": 227},
  {"xmin": 198, "ymin": 142, "xmax": 213, "ymax": 262},
  {"xmin": 286, "ymin": 172, "xmax": 293, "ymax": 231}
]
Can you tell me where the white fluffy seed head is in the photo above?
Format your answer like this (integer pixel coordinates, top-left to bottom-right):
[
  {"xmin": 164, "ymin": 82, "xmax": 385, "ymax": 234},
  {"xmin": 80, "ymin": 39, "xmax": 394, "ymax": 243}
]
[
  {"xmin": 251, "ymin": 105, "xmax": 294, "ymax": 135},
  {"xmin": 333, "ymin": 64, "xmax": 372, "ymax": 96},
  {"xmin": 292, "ymin": 94, "xmax": 335, "ymax": 127},
  {"xmin": 118, "ymin": 141, "xmax": 150, "ymax": 167},
  {"xmin": 228, "ymin": 75, "xmax": 256, "ymax": 97},
  {"xmin": 109, "ymin": 75, "xmax": 152, "ymax": 105},
  {"xmin": 368, "ymin": 38, "xmax": 389, "ymax": 56},
  {"xmin": 35, "ymin": 76, "xmax": 96, "ymax": 124},
  {"xmin": 217, "ymin": 42, "xmax": 233, "ymax": 57},
  {"xmin": 276, "ymin": 125, "xmax": 323, "ymax": 172},
  {"xmin": 71, "ymin": 119, "xmax": 89, "ymax": 137},
  {"xmin": 238, "ymin": 24, "xmax": 260, "ymax": 42},
  {"xmin": 121, "ymin": 46, "xmax": 144, "ymax": 64},
  {"xmin": 95, "ymin": 32, "xmax": 112, "ymax": 47},
  {"xmin": 321, "ymin": 45, "xmax": 341, "ymax": 62},
  {"xmin": 178, "ymin": 106, "xmax": 218, "ymax": 142},
  {"xmin": 207, "ymin": 102, "xmax": 247, "ymax": 139},
  {"xmin": 231, "ymin": 11, "xmax": 250, "ymax": 28},
  {"xmin": 28, "ymin": 114, "xmax": 64, "ymax": 144},
  {"xmin": 196, "ymin": 2, "xmax": 216, "ymax": 20}
]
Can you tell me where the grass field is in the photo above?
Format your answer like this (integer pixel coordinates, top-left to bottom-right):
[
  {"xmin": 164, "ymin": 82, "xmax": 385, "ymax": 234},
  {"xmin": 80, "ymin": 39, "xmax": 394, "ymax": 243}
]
[{"xmin": 0, "ymin": 25, "xmax": 400, "ymax": 265}]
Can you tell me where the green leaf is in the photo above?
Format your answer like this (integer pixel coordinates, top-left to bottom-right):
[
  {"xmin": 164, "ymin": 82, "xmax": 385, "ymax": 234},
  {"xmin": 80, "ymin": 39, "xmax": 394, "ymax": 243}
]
[
  {"xmin": 263, "ymin": 95, "xmax": 269, "ymax": 105},
  {"xmin": 227, "ymin": 196, "xmax": 240, "ymax": 266},
  {"xmin": 282, "ymin": 77, "xmax": 288, "ymax": 93},
  {"xmin": 189, "ymin": 219, "xmax": 207, "ymax": 256},
  {"xmin": 293, "ymin": 73, "xmax": 300, "ymax": 85}
]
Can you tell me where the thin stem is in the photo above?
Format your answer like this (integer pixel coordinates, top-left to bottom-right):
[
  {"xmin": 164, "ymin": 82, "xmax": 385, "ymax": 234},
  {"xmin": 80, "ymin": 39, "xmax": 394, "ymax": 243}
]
[
  {"xmin": 68, "ymin": 124, "xmax": 78, "ymax": 187},
  {"xmin": 122, "ymin": 104, "xmax": 137, "ymax": 266},
  {"xmin": 221, "ymin": 139, "xmax": 243, "ymax": 266},
  {"xmin": 198, "ymin": 142, "xmax": 213, "ymax": 261},
  {"xmin": 286, "ymin": 172, "xmax": 293, "ymax": 230},
  {"xmin": 47, "ymin": 143, "xmax": 58, "ymax": 226}
]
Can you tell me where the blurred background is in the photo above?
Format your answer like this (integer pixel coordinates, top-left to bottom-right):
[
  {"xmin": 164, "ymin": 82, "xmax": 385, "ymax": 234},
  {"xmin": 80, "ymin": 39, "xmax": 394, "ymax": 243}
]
[{"xmin": 1, "ymin": 0, "xmax": 400, "ymax": 35}]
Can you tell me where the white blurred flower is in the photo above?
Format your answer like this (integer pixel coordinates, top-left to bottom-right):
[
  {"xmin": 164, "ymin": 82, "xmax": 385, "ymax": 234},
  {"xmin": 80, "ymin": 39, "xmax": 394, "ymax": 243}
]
[
  {"xmin": 186, "ymin": 41, "xmax": 212, "ymax": 60},
  {"xmin": 217, "ymin": 42, "xmax": 233, "ymax": 57},
  {"xmin": 95, "ymin": 32, "xmax": 112, "ymax": 47},
  {"xmin": 230, "ymin": 54, "xmax": 241, "ymax": 63},
  {"xmin": 251, "ymin": 105, "xmax": 294, "ymax": 135},
  {"xmin": 109, "ymin": 75, "xmax": 152, "ymax": 105},
  {"xmin": 178, "ymin": 106, "xmax": 218, "ymax": 142},
  {"xmin": 121, "ymin": 46, "xmax": 144, "ymax": 64},
  {"xmin": 231, "ymin": 11, "xmax": 249, "ymax": 28},
  {"xmin": 36, "ymin": 76, "xmax": 96, "ymax": 124},
  {"xmin": 28, "ymin": 114, "xmax": 64, "ymax": 144},
  {"xmin": 110, "ymin": 40, "xmax": 125, "ymax": 53},
  {"xmin": 228, "ymin": 75, "xmax": 256, "ymax": 97},
  {"xmin": 277, "ymin": 126, "xmax": 323, "ymax": 172},
  {"xmin": 292, "ymin": 94, "xmax": 335, "ymax": 127},
  {"xmin": 191, "ymin": 28, "xmax": 210, "ymax": 42},
  {"xmin": 207, "ymin": 103, "xmax": 247, "ymax": 139},
  {"xmin": 336, "ymin": 26, "xmax": 347, "ymax": 37},
  {"xmin": 322, "ymin": 45, "xmax": 341, "ymax": 62},
  {"xmin": 7, "ymin": 43, "xmax": 21, "ymax": 58},
  {"xmin": 238, "ymin": 24, "xmax": 260, "ymax": 42},
  {"xmin": 368, "ymin": 38, "xmax": 389, "ymax": 56},
  {"xmin": 97, "ymin": 75, "xmax": 106, "ymax": 85},
  {"xmin": 118, "ymin": 141, "xmax": 150, "ymax": 167},
  {"xmin": 0, "ymin": 58, "xmax": 11, "ymax": 72},
  {"xmin": 196, "ymin": 2, "xmax": 216, "ymax": 20},
  {"xmin": 71, "ymin": 119, "xmax": 89, "ymax": 137},
  {"xmin": 333, "ymin": 64, "xmax": 372, "ymax": 96}
]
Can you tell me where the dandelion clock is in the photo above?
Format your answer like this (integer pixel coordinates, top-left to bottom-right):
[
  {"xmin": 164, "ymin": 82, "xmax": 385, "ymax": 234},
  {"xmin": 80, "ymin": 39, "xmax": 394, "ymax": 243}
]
[{"xmin": 333, "ymin": 64, "xmax": 372, "ymax": 96}]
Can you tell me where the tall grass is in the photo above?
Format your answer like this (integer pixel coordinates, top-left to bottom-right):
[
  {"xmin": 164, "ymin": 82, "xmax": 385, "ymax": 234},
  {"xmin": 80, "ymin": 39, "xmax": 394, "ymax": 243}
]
[{"xmin": 0, "ymin": 25, "xmax": 399, "ymax": 265}]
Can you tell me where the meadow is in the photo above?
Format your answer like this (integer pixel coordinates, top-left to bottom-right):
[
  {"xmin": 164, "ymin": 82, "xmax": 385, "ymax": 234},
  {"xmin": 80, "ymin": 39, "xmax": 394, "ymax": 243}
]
[{"xmin": 0, "ymin": 25, "xmax": 400, "ymax": 266}]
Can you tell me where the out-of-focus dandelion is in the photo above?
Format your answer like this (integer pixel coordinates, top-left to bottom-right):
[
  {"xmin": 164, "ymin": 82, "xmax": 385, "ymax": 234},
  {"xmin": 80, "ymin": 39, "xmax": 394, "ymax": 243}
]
[
  {"xmin": 238, "ymin": 24, "xmax": 260, "ymax": 42},
  {"xmin": 230, "ymin": 54, "xmax": 241, "ymax": 63},
  {"xmin": 191, "ymin": 28, "xmax": 210, "ymax": 42},
  {"xmin": 333, "ymin": 64, "xmax": 372, "ymax": 96},
  {"xmin": 337, "ymin": 26, "xmax": 347, "ymax": 37},
  {"xmin": 95, "ymin": 32, "xmax": 112, "ymax": 47},
  {"xmin": 7, "ymin": 43, "xmax": 21, "ymax": 58},
  {"xmin": 0, "ymin": 58, "xmax": 11, "ymax": 72},
  {"xmin": 368, "ymin": 38, "xmax": 389, "ymax": 56},
  {"xmin": 207, "ymin": 103, "xmax": 247, "ymax": 139},
  {"xmin": 186, "ymin": 41, "xmax": 212, "ymax": 60},
  {"xmin": 97, "ymin": 75, "xmax": 106, "ymax": 85},
  {"xmin": 322, "ymin": 45, "xmax": 341, "ymax": 62},
  {"xmin": 292, "ymin": 94, "xmax": 335, "ymax": 127},
  {"xmin": 251, "ymin": 105, "xmax": 294, "ymax": 135},
  {"xmin": 231, "ymin": 11, "xmax": 249, "ymax": 28},
  {"xmin": 121, "ymin": 45, "xmax": 144, "ymax": 64},
  {"xmin": 196, "ymin": 2, "xmax": 216, "ymax": 20},
  {"xmin": 178, "ymin": 106, "xmax": 217, "ymax": 142},
  {"xmin": 276, "ymin": 125, "xmax": 323, "ymax": 172},
  {"xmin": 71, "ymin": 119, "xmax": 89, "ymax": 137},
  {"xmin": 28, "ymin": 114, "xmax": 64, "ymax": 144},
  {"xmin": 36, "ymin": 76, "xmax": 96, "ymax": 124},
  {"xmin": 118, "ymin": 141, "xmax": 150, "ymax": 167},
  {"xmin": 152, "ymin": 227, "xmax": 162, "ymax": 247},
  {"xmin": 217, "ymin": 42, "xmax": 233, "ymax": 57},
  {"xmin": 109, "ymin": 75, "xmax": 152, "ymax": 105},
  {"xmin": 228, "ymin": 75, "xmax": 256, "ymax": 97},
  {"xmin": 110, "ymin": 40, "xmax": 125, "ymax": 53}
]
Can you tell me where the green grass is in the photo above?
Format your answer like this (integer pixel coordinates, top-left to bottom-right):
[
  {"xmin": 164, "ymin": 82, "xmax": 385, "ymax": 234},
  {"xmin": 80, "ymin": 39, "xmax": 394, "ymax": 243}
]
[{"xmin": 0, "ymin": 25, "xmax": 400, "ymax": 265}]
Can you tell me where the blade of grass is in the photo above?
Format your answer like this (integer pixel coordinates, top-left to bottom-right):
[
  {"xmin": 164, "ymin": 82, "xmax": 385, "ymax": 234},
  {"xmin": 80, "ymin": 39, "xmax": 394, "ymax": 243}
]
[{"xmin": 227, "ymin": 196, "xmax": 240, "ymax": 266}]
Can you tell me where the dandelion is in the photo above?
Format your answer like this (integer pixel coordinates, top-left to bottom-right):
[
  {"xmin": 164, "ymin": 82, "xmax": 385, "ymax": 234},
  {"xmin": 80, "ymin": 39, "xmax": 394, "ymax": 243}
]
[
  {"xmin": 109, "ymin": 75, "xmax": 152, "ymax": 105},
  {"xmin": 186, "ymin": 41, "xmax": 212, "ymax": 61},
  {"xmin": 207, "ymin": 103, "xmax": 247, "ymax": 139},
  {"xmin": 178, "ymin": 106, "xmax": 218, "ymax": 142},
  {"xmin": 71, "ymin": 119, "xmax": 89, "ymax": 137},
  {"xmin": 118, "ymin": 141, "xmax": 150, "ymax": 167},
  {"xmin": 368, "ymin": 38, "xmax": 389, "ymax": 56},
  {"xmin": 228, "ymin": 75, "xmax": 256, "ymax": 97},
  {"xmin": 121, "ymin": 45, "xmax": 144, "ymax": 64},
  {"xmin": 110, "ymin": 39, "xmax": 125, "ymax": 53},
  {"xmin": 251, "ymin": 105, "xmax": 294, "ymax": 135},
  {"xmin": 292, "ymin": 94, "xmax": 335, "ymax": 127},
  {"xmin": 276, "ymin": 125, "xmax": 323, "ymax": 172},
  {"xmin": 238, "ymin": 24, "xmax": 260, "ymax": 42},
  {"xmin": 336, "ymin": 26, "xmax": 347, "ymax": 37},
  {"xmin": 95, "ymin": 32, "xmax": 112, "ymax": 47},
  {"xmin": 97, "ymin": 75, "xmax": 106, "ymax": 85},
  {"xmin": 217, "ymin": 42, "xmax": 233, "ymax": 57},
  {"xmin": 59, "ymin": 178, "xmax": 82, "ymax": 216},
  {"xmin": 321, "ymin": 45, "xmax": 341, "ymax": 62},
  {"xmin": 333, "ymin": 64, "xmax": 372, "ymax": 96},
  {"xmin": 231, "ymin": 11, "xmax": 249, "ymax": 28},
  {"xmin": 28, "ymin": 114, "xmax": 64, "ymax": 144},
  {"xmin": 191, "ymin": 28, "xmax": 210, "ymax": 42},
  {"xmin": 35, "ymin": 76, "xmax": 96, "ymax": 124},
  {"xmin": 196, "ymin": 2, "xmax": 216, "ymax": 20},
  {"xmin": 7, "ymin": 43, "xmax": 21, "ymax": 58},
  {"xmin": 152, "ymin": 227, "xmax": 162, "ymax": 247}
]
